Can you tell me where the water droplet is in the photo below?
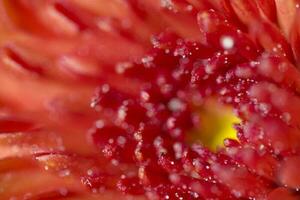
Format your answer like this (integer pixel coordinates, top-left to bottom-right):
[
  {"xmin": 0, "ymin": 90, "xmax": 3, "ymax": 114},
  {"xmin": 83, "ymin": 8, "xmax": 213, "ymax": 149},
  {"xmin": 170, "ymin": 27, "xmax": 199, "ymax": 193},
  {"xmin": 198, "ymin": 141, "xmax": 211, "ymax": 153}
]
[
  {"xmin": 220, "ymin": 36, "xmax": 234, "ymax": 49},
  {"xmin": 168, "ymin": 98, "xmax": 185, "ymax": 112},
  {"xmin": 258, "ymin": 103, "xmax": 271, "ymax": 115},
  {"xmin": 281, "ymin": 112, "xmax": 291, "ymax": 124},
  {"xmin": 87, "ymin": 169, "xmax": 94, "ymax": 176},
  {"xmin": 59, "ymin": 169, "xmax": 71, "ymax": 177},
  {"xmin": 173, "ymin": 142, "xmax": 183, "ymax": 159},
  {"xmin": 97, "ymin": 19, "xmax": 113, "ymax": 32},
  {"xmin": 101, "ymin": 84, "xmax": 110, "ymax": 93},
  {"xmin": 141, "ymin": 56, "xmax": 154, "ymax": 68},
  {"xmin": 111, "ymin": 159, "xmax": 119, "ymax": 166},
  {"xmin": 117, "ymin": 136, "xmax": 127, "ymax": 146},
  {"xmin": 167, "ymin": 117, "xmax": 176, "ymax": 129},
  {"xmin": 117, "ymin": 105, "xmax": 127, "ymax": 121},
  {"xmin": 59, "ymin": 188, "xmax": 68, "ymax": 196},
  {"xmin": 115, "ymin": 62, "xmax": 133, "ymax": 74},
  {"xmin": 95, "ymin": 120, "xmax": 105, "ymax": 128},
  {"xmin": 140, "ymin": 91, "xmax": 150, "ymax": 101},
  {"xmin": 169, "ymin": 173, "xmax": 180, "ymax": 184},
  {"xmin": 161, "ymin": 0, "xmax": 176, "ymax": 11}
]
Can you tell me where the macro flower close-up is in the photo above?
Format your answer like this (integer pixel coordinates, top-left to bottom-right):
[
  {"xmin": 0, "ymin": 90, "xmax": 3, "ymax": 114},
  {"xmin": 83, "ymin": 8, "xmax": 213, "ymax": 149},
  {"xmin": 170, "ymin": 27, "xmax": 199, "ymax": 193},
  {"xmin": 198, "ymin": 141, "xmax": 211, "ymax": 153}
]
[{"xmin": 1, "ymin": 0, "xmax": 300, "ymax": 199}]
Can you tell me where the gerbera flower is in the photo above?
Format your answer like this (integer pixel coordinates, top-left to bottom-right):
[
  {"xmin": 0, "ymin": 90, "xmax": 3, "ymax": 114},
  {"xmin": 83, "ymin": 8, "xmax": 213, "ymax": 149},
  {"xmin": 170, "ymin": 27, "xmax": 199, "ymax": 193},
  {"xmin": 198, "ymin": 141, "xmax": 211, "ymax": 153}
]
[{"xmin": 1, "ymin": 0, "xmax": 300, "ymax": 200}]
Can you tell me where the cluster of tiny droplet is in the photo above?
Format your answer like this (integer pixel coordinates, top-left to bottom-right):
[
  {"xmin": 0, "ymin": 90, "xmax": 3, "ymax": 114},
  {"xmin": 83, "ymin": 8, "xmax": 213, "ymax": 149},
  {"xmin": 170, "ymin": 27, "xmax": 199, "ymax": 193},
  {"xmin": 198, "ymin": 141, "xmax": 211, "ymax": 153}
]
[{"xmin": 89, "ymin": 3, "xmax": 300, "ymax": 200}]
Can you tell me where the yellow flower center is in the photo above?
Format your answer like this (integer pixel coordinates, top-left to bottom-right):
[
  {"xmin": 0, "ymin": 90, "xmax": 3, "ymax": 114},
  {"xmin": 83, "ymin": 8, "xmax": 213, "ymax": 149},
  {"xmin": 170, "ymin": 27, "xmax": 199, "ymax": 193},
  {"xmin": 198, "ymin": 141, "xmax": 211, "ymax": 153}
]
[{"xmin": 188, "ymin": 99, "xmax": 240, "ymax": 150}]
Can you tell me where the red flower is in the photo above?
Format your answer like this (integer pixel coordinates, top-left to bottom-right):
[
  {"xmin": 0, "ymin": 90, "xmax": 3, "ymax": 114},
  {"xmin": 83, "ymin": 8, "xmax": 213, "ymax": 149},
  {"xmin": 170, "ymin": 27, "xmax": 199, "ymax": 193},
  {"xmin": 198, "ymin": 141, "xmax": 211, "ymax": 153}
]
[{"xmin": 1, "ymin": 0, "xmax": 300, "ymax": 199}]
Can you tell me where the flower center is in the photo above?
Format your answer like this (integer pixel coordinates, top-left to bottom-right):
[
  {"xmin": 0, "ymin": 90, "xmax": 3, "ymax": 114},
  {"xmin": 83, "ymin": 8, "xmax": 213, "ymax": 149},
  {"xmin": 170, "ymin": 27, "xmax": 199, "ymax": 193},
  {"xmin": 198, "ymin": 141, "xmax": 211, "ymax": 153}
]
[{"xmin": 188, "ymin": 99, "xmax": 240, "ymax": 150}]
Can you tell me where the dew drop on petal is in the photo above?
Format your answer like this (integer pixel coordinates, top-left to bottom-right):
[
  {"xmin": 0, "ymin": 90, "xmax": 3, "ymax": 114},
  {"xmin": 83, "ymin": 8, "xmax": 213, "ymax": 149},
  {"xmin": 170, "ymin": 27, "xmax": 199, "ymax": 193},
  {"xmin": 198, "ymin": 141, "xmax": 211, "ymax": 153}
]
[
  {"xmin": 220, "ymin": 36, "xmax": 234, "ymax": 50},
  {"xmin": 168, "ymin": 98, "xmax": 185, "ymax": 112}
]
